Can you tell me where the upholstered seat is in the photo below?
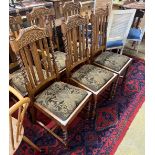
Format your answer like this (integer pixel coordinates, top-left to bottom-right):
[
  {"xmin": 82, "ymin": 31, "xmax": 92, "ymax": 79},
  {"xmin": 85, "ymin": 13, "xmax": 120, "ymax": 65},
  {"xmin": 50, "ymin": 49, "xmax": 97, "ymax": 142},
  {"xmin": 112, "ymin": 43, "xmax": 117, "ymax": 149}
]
[
  {"xmin": 72, "ymin": 64, "xmax": 114, "ymax": 92},
  {"xmin": 94, "ymin": 51, "xmax": 130, "ymax": 72},
  {"xmin": 10, "ymin": 70, "xmax": 27, "ymax": 95},
  {"xmin": 35, "ymin": 82, "xmax": 88, "ymax": 121},
  {"xmin": 106, "ymin": 40, "xmax": 123, "ymax": 48},
  {"xmin": 10, "ymin": 67, "xmax": 48, "ymax": 95},
  {"xmin": 127, "ymin": 28, "xmax": 141, "ymax": 40},
  {"xmin": 53, "ymin": 51, "xmax": 66, "ymax": 72},
  {"xmin": 10, "ymin": 51, "xmax": 66, "ymax": 95}
]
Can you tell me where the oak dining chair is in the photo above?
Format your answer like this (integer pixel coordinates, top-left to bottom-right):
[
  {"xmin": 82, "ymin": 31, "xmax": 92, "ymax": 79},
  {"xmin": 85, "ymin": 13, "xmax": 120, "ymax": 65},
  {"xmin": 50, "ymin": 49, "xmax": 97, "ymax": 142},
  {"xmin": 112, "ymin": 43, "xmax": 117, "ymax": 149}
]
[
  {"xmin": 61, "ymin": 14, "xmax": 117, "ymax": 119},
  {"xmin": 9, "ymin": 13, "xmax": 29, "ymax": 96},
  {"xmin": 10, "ymin": 25, "xmax": 92, "ymax": 146},
  {"xmin": 90, "ymin": 7, "xmax": 134, "ymax": 89},
  {"xmin": 26, "ymin": 6, "xmax": 66, "ymax": 74}
]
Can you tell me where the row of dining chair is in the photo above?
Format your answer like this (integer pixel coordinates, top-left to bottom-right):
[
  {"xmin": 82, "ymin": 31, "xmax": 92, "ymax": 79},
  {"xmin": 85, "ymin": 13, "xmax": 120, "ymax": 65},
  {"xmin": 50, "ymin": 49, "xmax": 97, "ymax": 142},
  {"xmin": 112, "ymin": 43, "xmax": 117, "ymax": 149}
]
[{"xmin": 9, "ymin": 2, "xmax": 137, "ymax": 146}]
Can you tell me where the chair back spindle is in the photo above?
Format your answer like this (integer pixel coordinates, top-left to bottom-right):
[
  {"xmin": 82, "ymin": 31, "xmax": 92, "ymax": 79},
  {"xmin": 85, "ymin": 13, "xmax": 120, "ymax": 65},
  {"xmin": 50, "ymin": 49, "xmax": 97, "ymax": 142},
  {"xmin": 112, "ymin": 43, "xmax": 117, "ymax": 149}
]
[{"xmin": 61, "ymin": 14, "xmax": 89, "ymax": 77}]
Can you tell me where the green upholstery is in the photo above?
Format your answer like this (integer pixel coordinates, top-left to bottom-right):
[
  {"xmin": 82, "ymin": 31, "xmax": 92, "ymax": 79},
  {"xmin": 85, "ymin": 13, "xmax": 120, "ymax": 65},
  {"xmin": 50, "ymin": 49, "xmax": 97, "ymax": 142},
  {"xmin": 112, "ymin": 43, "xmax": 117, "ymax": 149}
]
[
  {"xmin": 94, "ymin": 51, "xmax": 130, "ymax": 72},
  {"xmin": 35, "ymin": 82, "xmax": 88, "ymax": 121},
  {"xmin": 72, "ymin": 64, "xmax": 114, "ymax": 92}
]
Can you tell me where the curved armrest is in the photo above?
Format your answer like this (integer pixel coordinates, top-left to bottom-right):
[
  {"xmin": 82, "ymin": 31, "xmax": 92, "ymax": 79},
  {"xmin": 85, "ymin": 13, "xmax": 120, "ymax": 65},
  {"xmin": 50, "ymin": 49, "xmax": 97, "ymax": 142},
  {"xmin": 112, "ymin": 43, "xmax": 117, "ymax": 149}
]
[
  {"xmin": 9, "ymin": 97, "xmax": 30, "ymax": 115},
  {"xmin": 9, "ymin": 85, "xmax": 23, "ymax": 100}
]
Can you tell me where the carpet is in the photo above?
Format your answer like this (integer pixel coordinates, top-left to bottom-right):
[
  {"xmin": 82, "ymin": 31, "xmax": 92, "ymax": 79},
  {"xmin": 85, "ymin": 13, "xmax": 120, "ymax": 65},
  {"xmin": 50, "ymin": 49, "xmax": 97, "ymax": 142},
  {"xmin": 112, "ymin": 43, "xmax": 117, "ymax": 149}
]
[{"xmin": 14, "ymin": 58, "xmax": 145, "ymax": 155}]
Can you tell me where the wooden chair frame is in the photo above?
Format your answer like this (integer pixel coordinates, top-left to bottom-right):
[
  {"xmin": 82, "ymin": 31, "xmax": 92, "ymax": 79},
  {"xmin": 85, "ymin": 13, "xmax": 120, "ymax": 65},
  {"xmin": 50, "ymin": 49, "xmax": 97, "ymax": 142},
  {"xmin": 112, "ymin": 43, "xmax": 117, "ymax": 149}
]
[
  {"xmin": 10, "ymin": 25, "xmax": 92, "ymax": 146},
  {"xmin": 61, "ymin": 14, "xmax": 117, "ymax": 119},
  {"xmin": 9, "ymin": 86, "xmax": 40, "ymax": 154},
  {"xmin": 90, "ymin": 8, "xmax": 133, "ymax": 89},
  {"xmin": 62, "ymin": 0, "xmax": 82, "ymax": 21},
  {"xmin": 90, "ymin": 7, "xmax": 109, "ymax": 61},
  {"xmin": 26, "ymin": 6, "xmax": 60, "ymax": 51}
]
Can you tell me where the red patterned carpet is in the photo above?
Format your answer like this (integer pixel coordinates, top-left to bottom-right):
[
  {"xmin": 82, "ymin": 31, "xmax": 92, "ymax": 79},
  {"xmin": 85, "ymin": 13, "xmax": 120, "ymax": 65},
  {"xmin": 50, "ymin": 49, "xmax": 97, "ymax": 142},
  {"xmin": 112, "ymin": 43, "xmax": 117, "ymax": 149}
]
[{"xmin": 14, "ymin": 58, "xmax": 145, "ymax": 155}]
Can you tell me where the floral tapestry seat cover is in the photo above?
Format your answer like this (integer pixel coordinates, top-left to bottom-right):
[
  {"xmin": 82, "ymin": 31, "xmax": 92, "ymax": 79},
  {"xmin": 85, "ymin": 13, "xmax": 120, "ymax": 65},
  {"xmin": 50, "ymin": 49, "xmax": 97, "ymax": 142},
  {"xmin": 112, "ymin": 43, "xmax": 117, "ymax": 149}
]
[
  {"xmin": 72, "ymin": 64, "xmax": 115, "ymax": 92},
  {"xmin": 35, "ymin": 82, "xmax": 88, "ymax": 121},
  {"xmin": 94, "ymin": 51, "xmax": 130, "ymax": 72},
  {"xmin": 10, "ymin": 51, "xmax": 66, "ymax": 95}
]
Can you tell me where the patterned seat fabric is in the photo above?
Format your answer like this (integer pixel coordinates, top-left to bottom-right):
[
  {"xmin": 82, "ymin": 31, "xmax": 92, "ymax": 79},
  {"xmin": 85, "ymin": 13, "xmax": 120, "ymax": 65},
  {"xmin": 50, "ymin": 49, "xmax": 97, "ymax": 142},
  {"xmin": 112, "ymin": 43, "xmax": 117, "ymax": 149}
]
[
  {"xmin": 35, "ymin": 82, "xmax": 88, "ymax": 121},
  {"xmin": 72, "ymin": 64, "xmax": 114, "ymax": 92},
  {"xmin": 53, "ymin": 51, "xmax": 66, "ymax": 72},
  {"xmin": 10, "ymin": 69, "xmax": 27, "ymax": 96},
  {"xmin": 94, "ymin": 51, "xmax": 130, "ymax": 72},
  {"xmin": 10, "ymin": 67, "xmax": 47, "ymax": 96}
]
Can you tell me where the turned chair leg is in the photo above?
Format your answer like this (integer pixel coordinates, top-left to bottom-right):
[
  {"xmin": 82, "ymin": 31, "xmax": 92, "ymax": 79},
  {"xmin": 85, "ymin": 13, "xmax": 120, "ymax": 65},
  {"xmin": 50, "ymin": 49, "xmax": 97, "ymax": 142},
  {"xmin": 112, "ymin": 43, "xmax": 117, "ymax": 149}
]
[
  {"xmin": 110, "ymin": 76, "xmax": 119, "ymax": 99},
  {"xmin": 87, "ymin": 100, "xmax": 91, "ymax": 120},
  {"xmin": 62, "ymin": 127, "xmax": 68, "ymax": 147},
  {"xmin": 92, "ymin": 96, "xmax": 97, "ymax": 120},
  {"xmin": 30, "ymin": 106, "xmax": 37, "ymax": 124},
  {"xmin": 122, "ymin": 66, "xmax": 130, "ymax": 86}
]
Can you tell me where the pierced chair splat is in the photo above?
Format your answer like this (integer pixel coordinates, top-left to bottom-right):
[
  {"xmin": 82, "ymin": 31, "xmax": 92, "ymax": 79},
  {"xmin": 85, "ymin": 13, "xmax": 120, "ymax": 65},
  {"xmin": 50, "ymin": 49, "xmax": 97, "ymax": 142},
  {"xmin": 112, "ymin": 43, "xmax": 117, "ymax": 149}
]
[
  {"xmin": 10, "ymin": 25, "xmax": 92, "ymax": 146},
  {"xmin": 62, "ymin": 0, "xmax": 82, "ymax": 21},
  {"xmin": 9, "ymin": 13, "xmax": 28, "ymax": 96}
]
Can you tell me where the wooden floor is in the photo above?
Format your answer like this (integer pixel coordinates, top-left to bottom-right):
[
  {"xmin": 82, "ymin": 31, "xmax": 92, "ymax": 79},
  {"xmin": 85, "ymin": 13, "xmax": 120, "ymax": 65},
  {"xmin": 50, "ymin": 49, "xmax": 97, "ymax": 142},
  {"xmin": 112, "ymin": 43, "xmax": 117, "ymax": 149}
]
[{"xmin": 115, "ymin": 104, "xmax": 145, "ymax": 155}]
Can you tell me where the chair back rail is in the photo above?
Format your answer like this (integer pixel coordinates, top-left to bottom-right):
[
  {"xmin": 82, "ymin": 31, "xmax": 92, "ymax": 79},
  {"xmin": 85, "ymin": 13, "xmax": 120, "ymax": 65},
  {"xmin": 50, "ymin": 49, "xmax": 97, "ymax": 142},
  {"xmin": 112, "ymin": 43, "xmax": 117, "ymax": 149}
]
[
  {"xmin": 107, "ymin": 9, "xmax": 136, "ymax": 45},
  {"xmin": 90, "ymin": 6, "xmax": 109, "ymax": 59},
  {"xmin": 9, "ymin": 14, "xmax": 23, "ymax": 72},
  {"xmin": 26, "ymin": 6, "xmax": 59, "ymax": 50},
  {"xmin": 63, "ymin": 1, "xmax": 82, "ymax": 21},
  {"xmin": 10, "ymin": 26, "xmax": 59, "ymax": 99},
  {"xmin": 61, "ymin": 14, "xmax": 89, "ymax": 77}
]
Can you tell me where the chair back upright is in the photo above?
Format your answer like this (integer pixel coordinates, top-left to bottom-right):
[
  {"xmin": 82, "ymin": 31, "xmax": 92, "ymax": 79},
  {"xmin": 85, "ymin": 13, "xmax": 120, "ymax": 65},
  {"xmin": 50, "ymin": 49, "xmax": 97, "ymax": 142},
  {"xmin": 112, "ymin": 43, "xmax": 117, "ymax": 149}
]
[
  {"xmin": 90, "ymin": 6, "xmax": 109, "ymax": 60},
  {"xmin": 9, "ymin": 86, "xmax": 30, "ymax": 152},
  {"xmin": 107, "ymin": 9, "xmax": 136, "ymax": 48},
  {"xmin": 9, "ymin": 14, "xmax": 23, "ymax": 72},
  {"xmin": 26, "ymin": 6, "xmax": 59, "ymax": 50},
  {"xmin": 62, "ymin": 1, "xmax": 82, "ymax": 21},
  {"xmin": 10, "ymin": 26, "xmax": 59, "ymax": 100},
  {"xmin": 61, "ymin": 14, "xmax": 89, "ymax": 77}
]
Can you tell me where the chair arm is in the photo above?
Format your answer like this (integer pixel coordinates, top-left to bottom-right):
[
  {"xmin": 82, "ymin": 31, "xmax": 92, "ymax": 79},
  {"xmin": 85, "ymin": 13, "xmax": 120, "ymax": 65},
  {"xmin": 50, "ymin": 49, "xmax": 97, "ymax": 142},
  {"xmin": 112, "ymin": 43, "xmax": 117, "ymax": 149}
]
[
  {"xmin": 9, "ymin": 85, "xmax": 23, "ymax": 100},
  {"xmin": 9, "ymin": 97, "xmax": 30, "ymax": 115}
]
